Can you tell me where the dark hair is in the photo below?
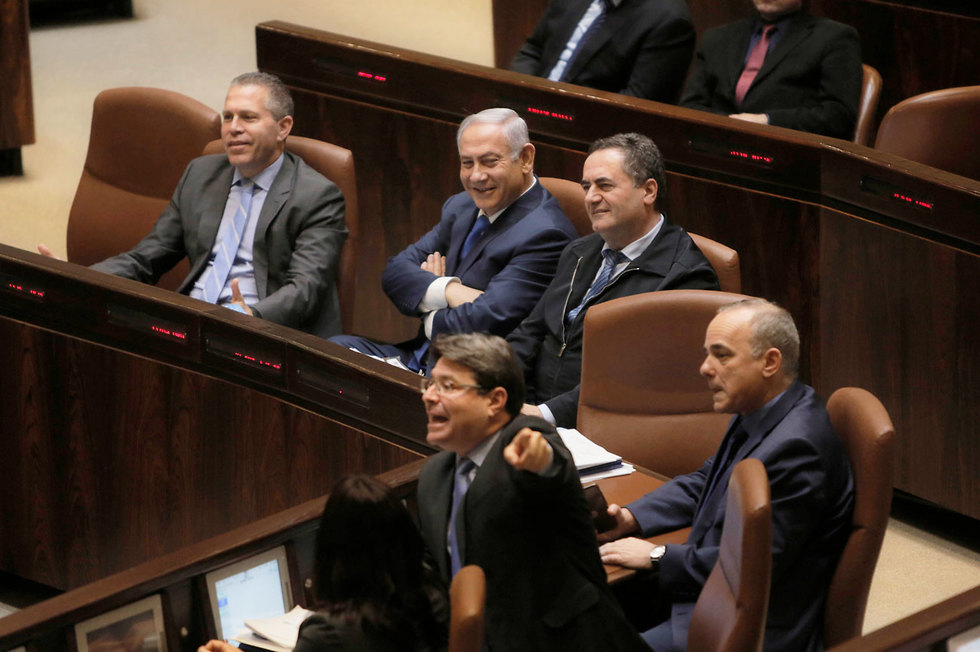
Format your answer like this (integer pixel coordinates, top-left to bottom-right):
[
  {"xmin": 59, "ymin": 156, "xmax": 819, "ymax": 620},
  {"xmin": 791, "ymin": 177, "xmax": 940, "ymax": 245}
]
[
  {"xmin": 230, "ymin": 71, "xmax": 294, "ymax": 120},
  {"xmin": 428, "ymin": 333, "xmax": 526, "ymax": 417},
  {"xmin": 312, "ymin": 475, "xmax": 445, "ymax": 649},
  {"xmin": 588, "ymin": 132, "xmax": 666, "ymax": 207}
]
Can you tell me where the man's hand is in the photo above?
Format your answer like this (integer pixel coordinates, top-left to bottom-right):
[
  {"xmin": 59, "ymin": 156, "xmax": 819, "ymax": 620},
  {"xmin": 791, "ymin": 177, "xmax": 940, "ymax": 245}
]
[
  {"xmin": 229, "ymin": 279, "xmax": 254, "ymax": 316},
  {"xmin": 520, "ymin": 403, "xmax": 543, "ymax": 419},
  {"xmin": 37, "ymin": 244, "xmax": 62, "ymax": 260},
  {"xmin": 198, "ymin": 641, "xmax": 237, "ymax": 652},
  {"xmin": 599, "ymin": 537, "xmax": 657, "ymax": 569},
  {"xmin": 503, "ymin": 427, "xmax": 553, "ymax": 474},
  {"xmin": 444, "ymin": 280, "xmax": 484, "ymax": 307},
  {"xmin": 420, "ymin": 251, "xmax": 447, "ymax": 276},
  {"xmin": 596, "ymin": 503, "xmax": 640, "ymax": 543},
  {"xmin": 729, "ymin": 112, "xmax": 770, "ymax": 125}
]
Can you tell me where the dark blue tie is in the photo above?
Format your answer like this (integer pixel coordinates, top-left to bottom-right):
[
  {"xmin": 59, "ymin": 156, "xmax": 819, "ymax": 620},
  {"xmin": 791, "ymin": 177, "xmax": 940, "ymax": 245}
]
[
  {"xmin": 449, "ymin": 457, "xmax": 476, "ymax": 577},
  {"xmin": 566, "ymin": 248, "xmax": 628, "ymax": 324},
  {"xmin": 701, "ymin": 421, "xmax": 749, "ymax": 508},
  {"xmin": 461, "ymin": 215, "xmax": 491, "ymax": 259},
  {"xmin": 561, "ymin": 0, "xmax": 613, "ymax": 81}
]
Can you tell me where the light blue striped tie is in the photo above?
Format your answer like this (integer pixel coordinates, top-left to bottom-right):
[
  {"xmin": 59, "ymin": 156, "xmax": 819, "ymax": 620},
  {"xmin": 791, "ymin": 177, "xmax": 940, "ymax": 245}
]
[
  {"xmin": 449, "ymin": 457, "xmax": 475, "ymax": 577},
  {"xmin": 202, "ymin": 179, "xmax": 255, "ymax": 304},
  {"xmin": 566, "ymin": 248, "xmax": 628, "ymax": 324}
]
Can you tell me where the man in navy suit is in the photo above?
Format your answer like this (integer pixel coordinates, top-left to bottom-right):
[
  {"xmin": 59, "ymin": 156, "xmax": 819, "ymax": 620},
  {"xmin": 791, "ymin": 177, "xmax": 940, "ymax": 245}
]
[
  {"xmin": 510, "ymin": 0, "xmax": 694, "ymax": 102},
  {"xmin": 599, "ymin": 299, "xmax": 854, "ymax": 651},
  {"xmin": 331, "ymin": 108, "xmax": 576, "ymax": 372},
  {"xmin": 680, "ymin": 0, "xmax": 862, "ymax": 138},
  {"xmin": 417, "ymin": 333, "xmax": 647, "ymax": 651}
]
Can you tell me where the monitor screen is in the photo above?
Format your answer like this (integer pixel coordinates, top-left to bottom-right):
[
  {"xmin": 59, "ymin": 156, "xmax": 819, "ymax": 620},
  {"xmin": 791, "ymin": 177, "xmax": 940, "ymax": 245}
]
[{"xmin": 204, "ymin": 546, "xmax": 293, "ymax": 642}]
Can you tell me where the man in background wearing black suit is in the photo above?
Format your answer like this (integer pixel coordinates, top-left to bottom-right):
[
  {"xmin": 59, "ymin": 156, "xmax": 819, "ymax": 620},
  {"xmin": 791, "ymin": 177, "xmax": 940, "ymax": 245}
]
[
  {"xmin": 680, "ymin": 0, "xmax": 862, "ymax": 138},
  {"xmin": 510, "ymin": 0, "xmax": 695, "ymax": 102}
]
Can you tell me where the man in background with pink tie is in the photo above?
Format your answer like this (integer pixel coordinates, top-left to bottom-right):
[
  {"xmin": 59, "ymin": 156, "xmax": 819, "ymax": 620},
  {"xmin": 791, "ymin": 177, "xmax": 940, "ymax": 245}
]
[{"xmin": 680, "ymin": 0, "xmax": 862, "ymax": 138}]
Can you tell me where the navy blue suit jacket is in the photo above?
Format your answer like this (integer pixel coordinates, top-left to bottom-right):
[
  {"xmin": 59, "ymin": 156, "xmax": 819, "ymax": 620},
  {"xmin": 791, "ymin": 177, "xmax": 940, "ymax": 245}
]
[
  {"xmin": 510, "ymin": 0, "xmax": 695, "ymax": 102},
  {"xmin": 628, "ymin": 382, "xmax": 855, "ymax": 651},
  {"xmin": 382, "ymin": 181, "xmax": 576, "ymax": 343},
  {"xmin": 680, "ymin": 12, "xmax": 862, "ymax": 138}
]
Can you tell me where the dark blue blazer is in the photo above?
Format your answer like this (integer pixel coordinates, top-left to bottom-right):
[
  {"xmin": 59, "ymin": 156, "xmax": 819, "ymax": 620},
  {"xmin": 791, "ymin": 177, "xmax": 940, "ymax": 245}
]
[
  {"xmin": 381, "ymin": 180, "xmax": 576, "ymax": 342},
  {"xmin": 680, "ymin": 12, "xmax": 862, "ymax": 138},
  {"xmin": 628, "ymin": 382, "xmax": 855, "ymax": 651}
]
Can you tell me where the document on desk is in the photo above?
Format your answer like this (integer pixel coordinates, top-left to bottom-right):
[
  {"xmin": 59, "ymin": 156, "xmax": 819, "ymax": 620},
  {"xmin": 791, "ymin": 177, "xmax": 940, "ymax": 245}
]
[
  {"xmin": 233, "ymin": 605, "xmax": 315, "ymax": 651},
  {"xmin": 557, "ymin": 427, "xmax": 634, "ymax": 481}
]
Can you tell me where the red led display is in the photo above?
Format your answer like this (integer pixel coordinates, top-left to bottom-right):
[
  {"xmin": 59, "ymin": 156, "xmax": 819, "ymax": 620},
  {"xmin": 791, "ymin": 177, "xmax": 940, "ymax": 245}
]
[
  {"xmin": 892, "ymin": 192, "xmax": 934, "ymax": 210},
  {"xmin": 232, "ymin": 351, "xmax": 282, "ymax": 371},
  {"xmin": 6, "ymin": 282, "xmax": 45, "ymax": 298},
  {"xmin": 527, "ymin": 106, "xmax": 574, "ymax": 122},
  {"xmin": 728, "ymin": 150, "xmax": 773, "ymax": 164},
  {"xmin": 150, "ymin": 325, "xmax": 187, "ymax": 341},
  {"xmin": 357, "ymin": 71, "xmax": 388, "ymax": 82}
]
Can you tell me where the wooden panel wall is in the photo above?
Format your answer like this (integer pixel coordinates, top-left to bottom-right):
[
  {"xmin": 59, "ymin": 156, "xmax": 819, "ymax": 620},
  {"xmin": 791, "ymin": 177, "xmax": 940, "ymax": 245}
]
[{"xmin": 0, "ymin": 317, "xmax": 423, "ymax": 590}]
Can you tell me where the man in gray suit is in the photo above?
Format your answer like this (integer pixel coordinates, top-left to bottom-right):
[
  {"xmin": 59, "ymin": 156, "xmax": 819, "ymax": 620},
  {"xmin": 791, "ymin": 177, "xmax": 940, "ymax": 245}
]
[{"xmin": 41, "ymin": 72, "xmax": 347, "ymax": 337}]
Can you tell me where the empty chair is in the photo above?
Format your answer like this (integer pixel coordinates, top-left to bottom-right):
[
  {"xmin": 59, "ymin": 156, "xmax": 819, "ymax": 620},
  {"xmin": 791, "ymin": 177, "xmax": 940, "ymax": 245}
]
[
  {"xmin": 578, "ymin": 289, "xmax": 751, "ymax": 477},
  {"xmin": 449, "ymin": 565, "xmax": 487, "ymax": 652},
  {"xmin": 688, "ymin": 458, "xmax": 772, "ymax": 652},
  {"xmin": 538, "ymin": 176, "xmax": 741, "ymax": 293},
  {"xmin": 823, "ymin": 387, "xmax": 896, "ymax": 646},
  {"xmin": 853, "ymin": 64, "xmax": 883, "ymax": 147},
  {"xmin": 66, "ymin": 87, "xmax": 221, "ymax": 290},
  {"xmin": 874, "ymin": 85, "xmax": 980, "ymax": 180},
  {"xmin": 203, "ymin": 135, "xmax": 360, "ymax": 334}
]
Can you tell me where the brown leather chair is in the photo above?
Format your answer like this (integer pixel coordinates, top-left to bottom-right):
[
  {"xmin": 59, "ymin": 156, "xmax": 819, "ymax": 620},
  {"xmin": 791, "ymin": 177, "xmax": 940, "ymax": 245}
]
[
  {"xmin": 853, "ymin": 64, "xmax": 883, "ymax": 147},
  {"xmin": 874, "ymin": 85, "xmax": 980, "ymax": 180},
  {"xmin": 449, "ymin": 565, "xmax": 486, "ymax": 652},
  {"xmin": 823, "ymin": 387, "xmax": 896, "ymax": 646},
  {"xmin": 203, "ymin": 135, "xmax": 360, "ymax": 334},
  {"xmin": 538, "ymin": 176, "xmax": 741, "ymax": 293},
  {"xmin": 66, "ymin": 87, "xmax": 221, "ymax": 291},
  {"xmin": 577, "ymin": 289, "xmax": 751, "ymax": 477},
  {"xmin": 688, "ymin": 458, "xmax": 772, "ymax": 652}
]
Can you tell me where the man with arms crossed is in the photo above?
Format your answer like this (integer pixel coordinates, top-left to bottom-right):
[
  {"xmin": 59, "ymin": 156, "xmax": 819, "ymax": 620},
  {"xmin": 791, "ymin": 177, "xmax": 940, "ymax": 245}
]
[
  {"xmin": 332, "ymin": 108, "xmax": 576, "ymax": 372},
  {"xmin": 417, "ymin": 333, "xmax": 647, "ymax": 651},
  {"xmin": 599, "ymin": 299, "xmax": 854, "ymax": 651},
  {"xmin": 508, "ymin": 133, "xmax": 719, "ymax": 428},
  {"xmin": 41, "ymin": 72, "xmax": 348, "ymax": 337}
]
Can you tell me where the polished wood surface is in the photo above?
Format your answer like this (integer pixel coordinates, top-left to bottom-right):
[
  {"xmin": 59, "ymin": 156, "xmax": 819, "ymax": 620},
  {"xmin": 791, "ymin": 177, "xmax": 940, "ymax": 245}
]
[
  {"xmin": 492, "ymin": 0, "xmax": 980, "ymax": 126},
  {"xmin": 0, "ymin": 243, "xmax": 431, "ymax": 591},
  {"xmin": 0, "ymin": 0, "xmax": 35, "ymax": 149},
  {"xmin": 255, "ymin": 21, "xmax": 980, "ymax": 520}
]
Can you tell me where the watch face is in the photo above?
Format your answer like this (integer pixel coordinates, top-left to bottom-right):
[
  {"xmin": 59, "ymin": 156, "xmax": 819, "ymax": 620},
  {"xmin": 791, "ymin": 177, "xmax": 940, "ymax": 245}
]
[{"xmin": 651, "ymin": 545, "xmax": 667, "ymax": 561}]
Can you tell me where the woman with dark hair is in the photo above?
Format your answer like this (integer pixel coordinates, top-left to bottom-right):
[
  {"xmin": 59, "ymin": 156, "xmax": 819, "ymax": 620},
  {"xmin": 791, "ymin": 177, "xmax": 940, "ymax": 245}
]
[{"xmin": 199, "ymin": 475, "xmax": 447, "ymax": 652}]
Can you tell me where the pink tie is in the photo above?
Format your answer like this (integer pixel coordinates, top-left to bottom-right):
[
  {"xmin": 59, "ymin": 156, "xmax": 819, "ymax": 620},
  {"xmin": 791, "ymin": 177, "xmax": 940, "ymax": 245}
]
[{"xmin": 734, "ymin": 25, "xmax": 775, "ymax": 107}]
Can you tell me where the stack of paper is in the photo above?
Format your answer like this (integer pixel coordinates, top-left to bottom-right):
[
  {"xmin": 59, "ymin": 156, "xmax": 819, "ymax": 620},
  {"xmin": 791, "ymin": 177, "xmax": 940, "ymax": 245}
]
[
  {"xmin": 557, "ymin": 428, "xmax": 634, "ymax": 481},
  {"xmin": 231, "ymin": 605, "xmax": 315, "ymax": 652}
]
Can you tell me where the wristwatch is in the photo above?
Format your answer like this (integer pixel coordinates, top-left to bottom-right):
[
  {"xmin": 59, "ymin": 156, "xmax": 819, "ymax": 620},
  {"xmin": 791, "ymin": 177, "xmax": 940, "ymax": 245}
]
[{"xmin": 649, "ymin": 544, "xmax": 667, "ymax": 568}]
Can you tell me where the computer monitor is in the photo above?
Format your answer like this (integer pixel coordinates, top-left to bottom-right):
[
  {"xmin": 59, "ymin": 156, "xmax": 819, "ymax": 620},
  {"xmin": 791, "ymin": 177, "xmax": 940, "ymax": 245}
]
[
  {"xmin": 74, "ymin": 594, "xmax": 167, "ymax": 652},
  {"xmin": 204, "ymin": 546, "xmax": 293, "ymax": 642}
]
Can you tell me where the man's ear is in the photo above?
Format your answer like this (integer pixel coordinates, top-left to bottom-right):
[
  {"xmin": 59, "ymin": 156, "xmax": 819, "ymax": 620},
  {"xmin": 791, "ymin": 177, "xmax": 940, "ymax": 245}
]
[
  {"xmin": 642, "ymin": 178, "xmax": 659, "ymax": 207},
  {"xmin": 486, "ymin": 386, "xmax": 509, "ymax": 417},
  {"xmin": 277, "ymin": 115, "xmax": 294, "ymax": 142},
  {"xmin": 519, "ymin": 143, "xmax": 536, "ymax": 173},
  {"xmin": 760, "ymin": 347, "xmax": 783, "ymax": 378}
]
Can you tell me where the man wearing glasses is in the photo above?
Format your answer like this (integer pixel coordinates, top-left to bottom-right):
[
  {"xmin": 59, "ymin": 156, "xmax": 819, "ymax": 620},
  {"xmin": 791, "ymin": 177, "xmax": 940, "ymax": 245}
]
[{"xmin": 416, "ymin": 333, "xmax": 647, "ymax": 652}]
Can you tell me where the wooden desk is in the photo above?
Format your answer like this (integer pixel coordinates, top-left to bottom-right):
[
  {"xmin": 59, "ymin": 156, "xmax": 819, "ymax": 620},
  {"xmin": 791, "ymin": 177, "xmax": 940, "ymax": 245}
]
[{"xmin": 255, "ymin": 21, "xmax": 980, "ymax": 522}]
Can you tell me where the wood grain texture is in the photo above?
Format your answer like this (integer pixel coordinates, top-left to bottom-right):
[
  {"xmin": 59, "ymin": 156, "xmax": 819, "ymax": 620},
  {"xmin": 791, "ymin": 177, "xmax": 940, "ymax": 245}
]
[
  {"xmin": 0, "ymin": 0, "xmax": 35, "ymax": 149},
  {"xmin": 0, "ymin": 318, "xmax": 423, "ymax": 590}
]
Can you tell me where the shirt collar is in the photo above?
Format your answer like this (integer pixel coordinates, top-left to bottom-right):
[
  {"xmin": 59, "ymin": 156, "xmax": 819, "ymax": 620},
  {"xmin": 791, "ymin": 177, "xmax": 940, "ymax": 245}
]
[
  {"xmin": 232, "ymin": 152, "xmax": 285, "ymax": 193},
  {"xmin": 739, "ymin": 380, "xmax": 796, "ymax": 439},
  {"xmin": 601, "ymin": 212, "xmax": 665, "ymax": 261},
  {"xmin": 460, "ymin": 429, "xmax": 503, "ymax": 470}
]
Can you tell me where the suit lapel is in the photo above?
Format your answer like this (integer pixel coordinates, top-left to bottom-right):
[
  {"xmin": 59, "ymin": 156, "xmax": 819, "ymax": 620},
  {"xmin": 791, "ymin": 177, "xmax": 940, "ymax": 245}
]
[
  {"xmin": 724, "ymin": 19, "xmax": 756, "ymax": 95},
  {"xmin": 564, "ymin": 0, "xmax": 628, "ymax": 81},
  {"xmin": 421, "ymin": 452, "xmax": 456, "ymax": 581},
  {"xmin": 446, "ymin": 208, "xmax": 479, "ymax": 276},
  {"xmin": 750, "ymin": 14, "xmax": 814, "ymax": 92},
  {"xmin": 195, "ymin": 164, "xmax": 236, "ymax": 258}
]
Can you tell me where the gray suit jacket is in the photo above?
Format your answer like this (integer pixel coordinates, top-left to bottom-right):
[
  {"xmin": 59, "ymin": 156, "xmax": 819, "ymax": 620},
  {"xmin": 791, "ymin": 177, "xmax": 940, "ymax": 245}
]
[{"xmin": 92, "ymin": 151, "xmax": 347, "ymax": 337}]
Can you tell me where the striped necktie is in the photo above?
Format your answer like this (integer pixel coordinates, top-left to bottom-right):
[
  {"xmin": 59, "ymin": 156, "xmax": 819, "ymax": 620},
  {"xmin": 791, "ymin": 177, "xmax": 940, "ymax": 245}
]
[
  {"xmin": 566, "ymin": 248, "xmax": 628, "ymax": 324},
  {"xmin": 201, "ymin": 179, "xmax": 255, "ymax": 304},
  {"xmin": 449, "ymin": 457, "xmax": 476, "ymax": 577}
]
